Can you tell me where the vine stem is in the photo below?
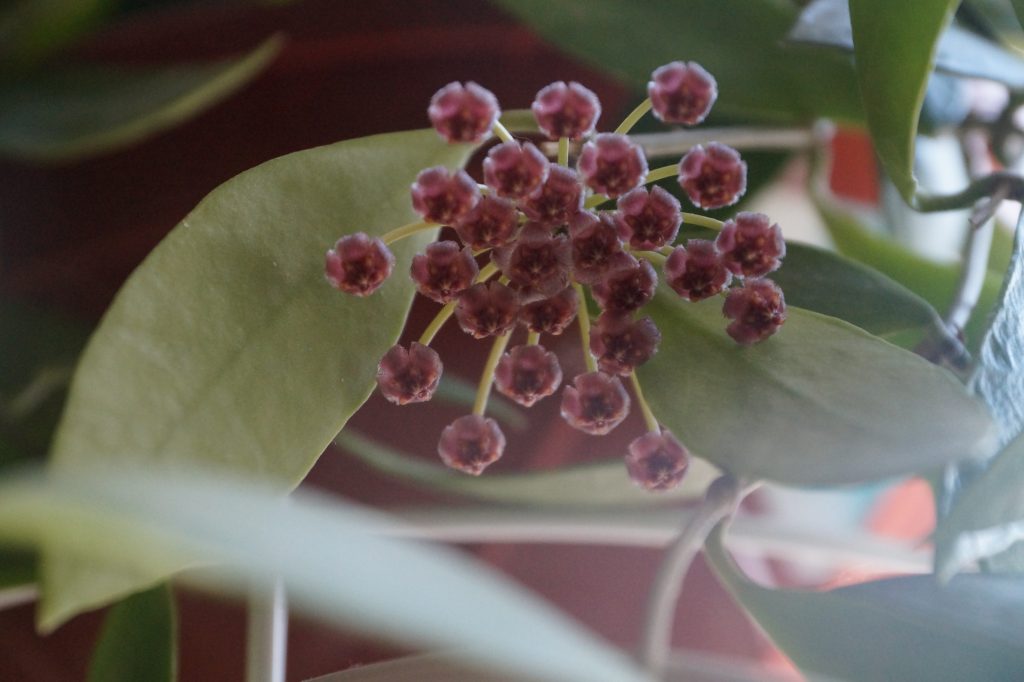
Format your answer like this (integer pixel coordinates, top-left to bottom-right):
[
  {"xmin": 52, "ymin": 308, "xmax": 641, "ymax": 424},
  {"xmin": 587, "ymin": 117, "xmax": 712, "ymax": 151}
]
[
  {"xmin": 572, "ymin": 283, "xmax": 597, "ymax": 373},
  {"xmin": 637, "ymin": 475, "xmax": 753, "ymax": 676}
]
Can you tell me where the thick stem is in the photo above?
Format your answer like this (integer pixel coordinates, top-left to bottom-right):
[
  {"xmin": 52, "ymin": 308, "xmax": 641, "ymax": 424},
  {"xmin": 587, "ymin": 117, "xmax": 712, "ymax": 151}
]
[
  {"xmin": 492, "ymin": 121, "xmax": 515, "ymax": 144},
  {"xmin": 246, "ymin": 579, "xmax": 288, "ymax": 682},
  {"xmin": 473, "ymin": 332, "xmax": 511, "ymax": 416},
  {"xmin": 572, "ymin": 283, "xmax": 597, "ymax": 373},
  {"xmin": 637, "ymin": 475, "xmax": 749, "ymax": 677}
]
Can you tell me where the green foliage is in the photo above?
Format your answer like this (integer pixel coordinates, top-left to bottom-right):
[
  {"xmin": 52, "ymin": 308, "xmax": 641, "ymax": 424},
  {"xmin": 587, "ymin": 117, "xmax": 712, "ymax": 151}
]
[
  {"xmin": 639, "ymin": 292, "xmax": 995, "ymax": 486},
  {"xmin": 706, "ymin": 524, "xmax": 1024, "ymax": 681},
  {"xmin": 848, "ymin": 0, "xmax": 958, "ymax": 202},
  {"xmin": 678, "ymin": 225, "xmax": 944, "ymax": 342},
  {"xmin": 0, "ymin": 36, "xmax": 281, "ymax": 162},
  {"xmin": 43, "ymin": 129, "xmax": 473, "ymax": 627},
  {"xmin": 87, "ymin": 585, "xmax": 176, "ymax": 682},
  {"xmin": 491, "ymin": 0, "xmax": 863, "ymax": 123},
  {"xmin": 4, "ymin": 468, "xmax": 648, "ymax": 682},
  {"xmin": 0, "ymin": 0, "xmax": 113, "ymax": 74}
]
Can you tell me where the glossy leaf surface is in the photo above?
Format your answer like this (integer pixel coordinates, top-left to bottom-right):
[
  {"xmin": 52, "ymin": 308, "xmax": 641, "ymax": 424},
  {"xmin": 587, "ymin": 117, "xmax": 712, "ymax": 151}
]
[
  {"xmin": 707, "ymin": 525, "xmax": 1024, "ymax": 682},
  {"xmin": 44, "ymin": 128, "xmax": 473, "ymax": 626},
  {"xmin": 848, "ymin": 0, "xmax": 957, "ymax": 200},
  {"xmin": 0, "ymin": 37, "xmax": 281, "ymax": 162},
  {"xmin": 639, "ymin": 293, "xmax": 995, "ymax": 486},
  {"xmin": 336, "ymin": 430, "xmax": 717, "ymax": 507},
  {"xmin": 9, "ymin": 469, "xmax": 649, "ymax": 682},
  {"xmin": 87, "ymin": 584, "xmax": 176, "ymax": 682},
  {"xmin": 492, "ymin": 0, "xmax": 862, "ymax": 123}
]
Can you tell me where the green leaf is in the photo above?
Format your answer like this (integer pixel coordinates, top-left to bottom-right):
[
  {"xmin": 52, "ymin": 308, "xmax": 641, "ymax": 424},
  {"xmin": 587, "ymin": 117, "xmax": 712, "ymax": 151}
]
[
  {"xmin": 0, "ymin": 0, "xmax": 113, "ymax": 73},
  {"xmin": 638, "ymin": 292, "xmax": 995, "ymax": 486},
  {"xmin": 1013, "ymin": 0, "xmax": 1024, "ymax": 28},
  {"xmin": 0, "ymin": 549, "xmax": 36, "ymax": 589},
  {"xmin": 935, "ymin": 431, "xmax": 1024, "ymax": 578},
  {"xmin": 0, "ymin": 36, "xmax": 281, "ymax": 163},
  {"xmin": 87, "ymin": 584, "xmax": 176, "ymax": 682},
  {"xmin": 815, "ymin": 197, "xmax": 1002, "ymax": 348},
  {"xmin": 790, "ymin": 0, "xmax": 1024, "ymax": 88},
  {"xmin": 44, "ymin": 129, "xmax": 474, "ymax": 627},
  {"xmin": 706, "ymin": 524, "xmax": 1024, "ymax": 682},
  {"xmin": 8, "ymin": 468, "xmax": 649, "ymax": 682},
  {"xmin": 491, "ymin": 0, "xmax": 863, "ymax": 124},
  {"xmin": 971, "ymin": 210, "xmax": 1024, "ymax": 443},
  {"xmin": 848, "ymin": 0, "xmax": 958, "ymax": 201},
  {"xmin": 679, "ymin": 225, "xmax": 944, "ymax": 341},
  {"xmin": 336, "ymin": 430, "xmax": 717, "ymax": 507}
]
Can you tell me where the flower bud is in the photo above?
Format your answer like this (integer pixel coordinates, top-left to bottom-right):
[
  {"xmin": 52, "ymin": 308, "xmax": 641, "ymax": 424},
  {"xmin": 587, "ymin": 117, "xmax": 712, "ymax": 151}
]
[
  {"xmin": 560, "ymin": 371, "xmax": 631, "ymax": 435},
  {"xmin": 428, "ymin": 81, "xmax": 501, "ymax": 144},
  {"xmin": 589, "ymin": 312, "xmax": 661, "ymax": 376},
  {"xmin": 591, "ymin": 253, "xmax": 657, "ymax": 313},
  {"xmin": 664, "ymin": 239, "xmax": 732, "ymax": 301},
  {"xmin": 494, "ymin": 344, "xmax": 563, "ymax": 407},
  {"xmin": 411, "ymin": 167, "xmax": 480, "ymax": 225},
  {"xmin": 376, "ymin": 342, "xmax": 442, "ymax": 405},
  {"xmin": 520, "ymin": 165, "xmax": 584, "ymax": 227},
  {"xmin": 569, "ymin": 211, "xmax": 624, "ymax": 285},
  {"xmin": 483, "ymin": 141, "xmax": 549, "ymax": 199},
  {"xmin": 438, "ymin": 414, "xmax": 506, "ymax": 475},
  {"xmin": 324, "ymin": 233, "xmax": 395, "ymax": 296},
  {"xmin": 648, "ymin": 61, "xmax": 717, "ymax": 125},
  {"xmin": 626, "ymin": 430, "xmax": 690, "ymax": 491},
  {"xmin": 531, "ymin": 81, "xmax": 601, "ymax": 140},
  {"xmin": 492, "ymin": 223, "xmax": 572, "ymax": 301},
  {"xmin": 453, "ymin": 195, "xmax": 519, "ymax": 250},
  {"xmin": 519, "ymin": 286, "xmax": 579, "ymax": 336},
  {"xmin": 455, "ymin": 281, "xmax": 520, "ymax": 338},
  {"xmin": 410, "ymin": 241, "xmax": 479, "ymax": 303},
  {"xmin": 678, "ymin": 142, "xmax": 747, "ymax": 210},
  {"xmin": 723, "ymin": 278, "xmax": 787, "ymax": 345},
  {"xmin": 716, "ymin": 212, "xmax": 785, "ymax": 278},
  {"xmin": 577, "ymin": 133, "xmax": 648, "ymax": 198},
  {"xmin": 616, "ymin": 185, "xmax": 682, "ymax": 250}
]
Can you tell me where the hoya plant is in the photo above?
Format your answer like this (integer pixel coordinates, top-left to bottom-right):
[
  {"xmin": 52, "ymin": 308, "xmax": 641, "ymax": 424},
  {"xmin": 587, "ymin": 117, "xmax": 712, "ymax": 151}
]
[{"xmin": 4, "ymin": 0, "xmax": 1024, "ymax": 681}]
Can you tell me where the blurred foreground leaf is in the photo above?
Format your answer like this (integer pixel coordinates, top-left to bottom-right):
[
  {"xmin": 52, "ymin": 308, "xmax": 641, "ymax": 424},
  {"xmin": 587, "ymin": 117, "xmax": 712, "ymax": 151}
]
[{"xmin": 10, "ymin": 469, "xmax": 649, "ymax": 682}]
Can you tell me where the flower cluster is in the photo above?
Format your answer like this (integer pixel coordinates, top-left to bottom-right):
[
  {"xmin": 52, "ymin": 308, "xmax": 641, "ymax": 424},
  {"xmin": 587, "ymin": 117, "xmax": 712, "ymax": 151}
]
[{"xmin": 325, "ymin": 62, "xmax": 787, "ymax": 490}]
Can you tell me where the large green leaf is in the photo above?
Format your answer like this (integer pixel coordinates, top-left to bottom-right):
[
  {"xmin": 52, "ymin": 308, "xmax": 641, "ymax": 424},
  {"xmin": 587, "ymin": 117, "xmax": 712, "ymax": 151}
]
[
  {"xmin": 706, "ymin": 524, "xmax": 1024, "ymax": 682},
  {"xmin": 44, "ymin": 129, "xmax": 473, "ymax": 627},
  {"xmin": 678, "ymin": 225, "xmax": 944, "ymax": 341},
  {"xmin": 790, "ymin": 0, "xmax": 1024, "ymax": 88},
  {"xmin": 491, "ymin": 0, "xmax": 863, "ymax": 124},
  {"xmin": 0, "ymin": 36, "xmax": 281, "ymax": 162},
  {"xmin": 848, "ymin": 0, "xmax": 958, "ymax": 201},
  {"xmin": 87, "ymin": 584, "xmax": 176, "ymax": 682},
  {"xmin": 816, "ymin": 197, "xmax": 1002, "ymax": 348},
  {"xmin": 935, "ymin": 431, "xmax": 1024, "ymax": 578},
  {"xmin": 336, "ymin": 430, "xmax": 717, "ymax": 507},
  {"xmin": 638, "ymin": 292, "xmax": 995, "ymax": 486},
  {"xmin": 9, "ymin": 469, "xmax": 649, "ymax": 682}
]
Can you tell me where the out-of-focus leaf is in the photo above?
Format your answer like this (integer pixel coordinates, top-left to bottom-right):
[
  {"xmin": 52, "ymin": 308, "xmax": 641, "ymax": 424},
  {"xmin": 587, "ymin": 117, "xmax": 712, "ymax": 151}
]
[
  {"xmin": 935, "ymin": 431, "xmax": 1024, "ymax": 578},
  {"xmin": 848, "ymin": 0, "xmax": 958, "ymax": 201},
  {"xmin": 1013, "ymin": 0, "xmax": 1024, "ymax": 28},
  {"xmin": 0, "ymin": 300, "xmax": 88, "ymax": 468},
  {"xmin": 706, "ymin": 524, "xmax": 1024, "ymax": 682},
  {"xmin": 678, "ymin": 225, "xmax": 944, "ymax": 342},
  {"xmin": 790, "ymin": 0, "xmax": 1024, "ymax": 88},
  {"xmin": 9, "ymin": 469, "xmax": 649, "ymax": 682},
  {"xmin": 0, "ymin": 549, "xmax": 36, "ymax": 589},
  {"xmin": 0, "ymin": 36, "xmax": 281, "ymax": 162},
  {"xmin": 0, "ymin": 0, "xmax": 113, "ymax": 73},
  {"xmin": 87, "ymin": 584, "xmax": 176, "ymax": 682},
  {"xmin": 491, "ymin": 0, "xmax": 862, "ymax": 124},
  {"xmin": 336, "ymin": 430, "xmax": 717, "ymax": 507},
  {"xmin": 43, "ymin": 129, "xmax": 474, "ymax": 628},
  {"xmin": 971, "ymin": 211, "xmax": 1024, "ymax": 444},
  {"xmin": 640, "ymin": 291, "xmax": 995, "ymax": 486},
  {"xmin": 815, "ymin": 197, "xmax": 1002, "ymax": 348}
]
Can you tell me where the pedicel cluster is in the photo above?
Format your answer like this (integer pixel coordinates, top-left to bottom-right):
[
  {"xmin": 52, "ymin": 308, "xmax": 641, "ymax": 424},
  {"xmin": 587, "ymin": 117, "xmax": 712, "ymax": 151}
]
[{"xmin": 324, "ymin": 62, "xmax": 788, "ymax": 490}]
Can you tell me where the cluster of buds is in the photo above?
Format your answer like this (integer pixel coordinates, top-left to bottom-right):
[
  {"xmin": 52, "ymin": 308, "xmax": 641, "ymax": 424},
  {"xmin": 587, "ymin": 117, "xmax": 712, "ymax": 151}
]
[{"xmin": 325, "ymin": 61, "xmax": 787, "ymax": 490}]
